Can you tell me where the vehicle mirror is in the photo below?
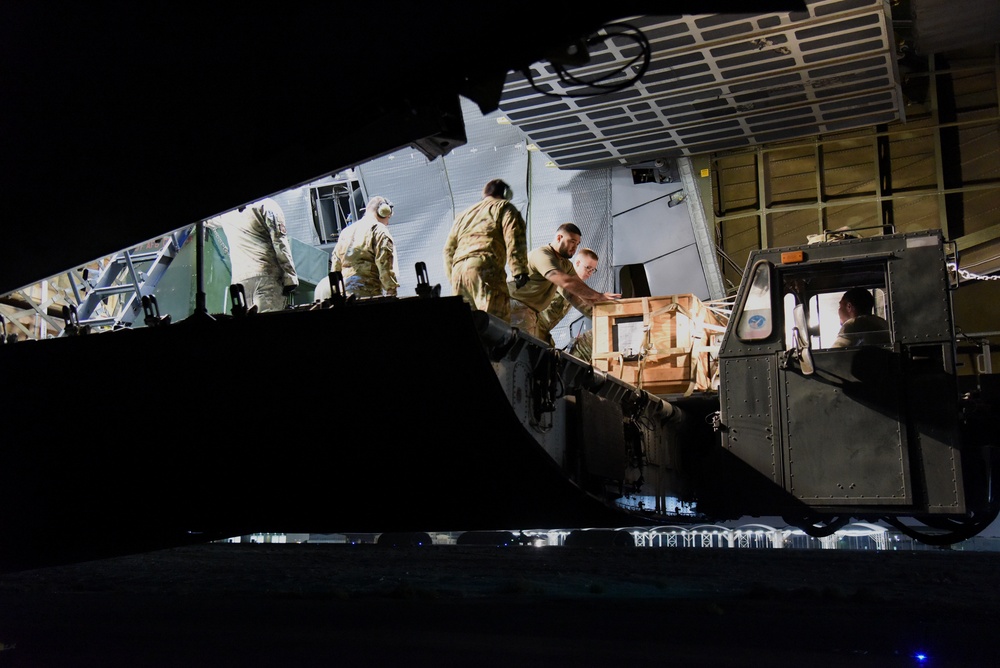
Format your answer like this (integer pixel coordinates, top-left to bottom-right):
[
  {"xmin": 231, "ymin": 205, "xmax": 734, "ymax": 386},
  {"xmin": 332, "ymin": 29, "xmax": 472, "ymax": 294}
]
[
  {"xmin": 793, "ymin": 305, "xmax": 811, "ymax": 350},
  {"xmin": 793, "ymin": 304, "xmax": 814, "ymax": 375},
  {"xmin": 798, "ymin": 340, "xmax": 814, "ymax": 375}
]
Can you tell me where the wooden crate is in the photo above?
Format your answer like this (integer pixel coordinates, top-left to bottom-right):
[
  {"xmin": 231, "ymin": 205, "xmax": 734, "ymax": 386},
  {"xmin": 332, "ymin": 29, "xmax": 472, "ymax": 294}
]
[{"xmin": 591, "ymin": 294, "xmax": 727, "ymax": 396}]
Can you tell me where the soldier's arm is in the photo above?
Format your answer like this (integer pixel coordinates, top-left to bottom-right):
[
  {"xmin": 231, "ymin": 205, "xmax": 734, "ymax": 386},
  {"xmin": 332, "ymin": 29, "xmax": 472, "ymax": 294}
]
[
  {"xmin": 374, "ymin": 230, "xmax": 399, "ymax": 297},
  {"xmin": 543, "ymin": 269, "xmax": 618, "ymax": 308},
  {"xmin": 330, "ymin": 235, "xmax": 346, "ymax": 273},
  {"xmin": 442, "ymin": 226, "xmax": 458, "ymax": 283},
  {"xmin": 564, "ymin": 288, "xmax": 591, "ymax": 315},
  {"xmin": 501, "ymin": 205, "xmax": 529, "ymax": 277},
  {"xmin": 262, "ymin": 208, "xmax": 298, "ymax": 289}
]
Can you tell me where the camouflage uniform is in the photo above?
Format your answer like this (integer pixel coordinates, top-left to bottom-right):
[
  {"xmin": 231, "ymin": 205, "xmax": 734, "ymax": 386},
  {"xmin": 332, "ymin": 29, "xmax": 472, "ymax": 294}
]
[
  {"xmin": 536, "ymin": 290, "xmax": 594, "ymax": 347},
  {"xmin": 568, "ymin": 329, "xmax": 593, "ymax": 362},
  {"xmin": 507, "ymin": 245, "xmax": 575, "ymax": 339},
  {"xmin": 224, "ymin": 198, "xmax": 298, "ymax": 313},
  {"xmin": 536, "ymin": 291, "xmax": 569, "ymax": 342},
  {"xmin": 331, "ymin": 213, "xmax": 399, "ymax": 298},
  {"xmin": 532, "ymin": 288, "xmax": 595, "ymax": 361},
  {"xmin": 443, "ymin": 196, "xmax": 528, "ymax": 321}
]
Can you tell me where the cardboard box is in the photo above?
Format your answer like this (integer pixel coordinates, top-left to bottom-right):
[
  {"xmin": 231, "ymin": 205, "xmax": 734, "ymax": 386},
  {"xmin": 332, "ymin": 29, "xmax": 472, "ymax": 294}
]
[{"xmin": 592, "ymin": 294, "xmax": 727, "ymax": 396}]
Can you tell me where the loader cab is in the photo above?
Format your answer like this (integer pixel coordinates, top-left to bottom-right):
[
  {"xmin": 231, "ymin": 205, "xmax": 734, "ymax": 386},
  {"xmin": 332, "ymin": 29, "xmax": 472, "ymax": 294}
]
[
  {"xmin": 734, "ymin": 259, "xmax": 892, "ymax": 352},
  {"xmin": 782, "ymin": 268, "xmax": 891, "ymax": 352},
  {"xmin": 716, "ymin": 231, "xmax": 969, "ymax": 521}
]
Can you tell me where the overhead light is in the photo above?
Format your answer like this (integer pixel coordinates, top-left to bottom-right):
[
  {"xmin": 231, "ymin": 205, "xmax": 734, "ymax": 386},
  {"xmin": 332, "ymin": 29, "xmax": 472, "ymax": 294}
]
[
  {"xmin": 496, "ymin": 117, "xmax": 511, "ymax": 125},
  {"xmin": 545, "ymin": 161, "xmax": 557, "ymax": 168},
  {"xmin": 527, "ymin": 144, "xmax": 539, "ymax": 151}
]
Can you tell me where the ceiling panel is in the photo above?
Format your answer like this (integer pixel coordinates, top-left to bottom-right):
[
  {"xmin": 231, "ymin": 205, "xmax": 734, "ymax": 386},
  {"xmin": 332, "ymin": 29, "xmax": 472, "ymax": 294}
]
[
  {"xmin": 498, "ymin": 0, "xmax": 904, "ymax": 169},
  {"xmin": 910, "ymin": 0, "xmax": 1000, "ymax": 54}
]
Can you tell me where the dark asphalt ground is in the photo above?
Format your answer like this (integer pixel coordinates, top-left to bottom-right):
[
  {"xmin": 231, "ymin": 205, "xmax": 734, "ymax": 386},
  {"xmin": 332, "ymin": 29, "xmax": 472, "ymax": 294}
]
[{"xmin": 1, "ymin": 542, "xmax": 998, "ymax": 667}]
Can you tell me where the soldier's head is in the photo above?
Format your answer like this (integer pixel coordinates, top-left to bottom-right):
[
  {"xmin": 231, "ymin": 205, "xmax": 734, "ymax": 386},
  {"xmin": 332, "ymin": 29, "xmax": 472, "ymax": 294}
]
[
  {"xmin": 368, "ymin": 196, "xmax": 394, "ymax": 222},
  {"xmin": 483, "ymin": 179, "xmax": 513, "ymax": 201},
  {"xmin": 552, "ymin": 223, "xmax": 582, "ymax": 259},
  {"xmin": 574, "ymin": 248, "xmax": 598, "ymax": 279},
  {"xmin": 839, "ymin": 287, "xmax": 875, "ymax": 323}
]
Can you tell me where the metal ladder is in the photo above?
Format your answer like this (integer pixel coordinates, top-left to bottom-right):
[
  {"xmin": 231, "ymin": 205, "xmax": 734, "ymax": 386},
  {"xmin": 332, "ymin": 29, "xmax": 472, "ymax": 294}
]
[{"xmin": 73, "ymin": 228, "xmax": 190, "ymax": 330}]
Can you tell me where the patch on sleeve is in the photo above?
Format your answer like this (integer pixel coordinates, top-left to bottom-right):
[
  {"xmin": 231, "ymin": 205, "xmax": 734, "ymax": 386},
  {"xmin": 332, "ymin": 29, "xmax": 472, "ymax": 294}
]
[{"xmin": 265, "ymin": 209, "xmax": 287, "ymax": 235}]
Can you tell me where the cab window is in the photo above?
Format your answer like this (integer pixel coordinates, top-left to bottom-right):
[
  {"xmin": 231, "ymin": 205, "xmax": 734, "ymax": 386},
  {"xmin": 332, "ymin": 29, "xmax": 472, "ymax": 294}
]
[
  {"xmin": 736, "ymin": 262, "xmax": 773, "ymax": 341},
  {"xmin": 781, "ymin": 264, "xmax": 889, "ymax": 350}
]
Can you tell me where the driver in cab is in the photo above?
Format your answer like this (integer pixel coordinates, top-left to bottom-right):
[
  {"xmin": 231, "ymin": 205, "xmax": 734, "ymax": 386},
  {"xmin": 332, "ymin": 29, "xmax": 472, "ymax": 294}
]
[{"xmin": 832, "ymin": 287, "xmax": 890, "ymax": 348}]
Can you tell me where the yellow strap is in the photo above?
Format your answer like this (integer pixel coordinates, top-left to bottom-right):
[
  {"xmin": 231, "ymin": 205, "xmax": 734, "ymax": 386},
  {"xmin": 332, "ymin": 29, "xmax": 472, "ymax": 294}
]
[
  {"xmin": 643, "ymin": 349, "xmax": 688, "ymax": 357},
  {"xmin": 650, "ymin": 300, "xmax": 690, "ymax": 319},
  {"xmin": 683, "ymin": 350, "xmax": 701, "ymax": 397}
]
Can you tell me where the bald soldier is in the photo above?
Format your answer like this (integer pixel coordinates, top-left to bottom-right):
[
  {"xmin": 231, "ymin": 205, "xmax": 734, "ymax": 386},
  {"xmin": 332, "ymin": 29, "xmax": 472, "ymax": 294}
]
[
  {"xmin": 443, "ymin": 179, "xmax": 529, "ymax": 321},
  {"xmin": 508, "ymin": 224, "xmax": 619, "ymax": 340}
]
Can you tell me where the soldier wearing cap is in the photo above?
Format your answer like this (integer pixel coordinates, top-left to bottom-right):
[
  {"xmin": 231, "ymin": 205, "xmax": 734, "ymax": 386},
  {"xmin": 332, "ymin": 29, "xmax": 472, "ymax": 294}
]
[
  {"xmin": 318, "ymin": 195, "xmax": 399, "ymax": 299},
  {"xmin": 443, "ymin": 179, "xmax": 529, "ymax": 321}
]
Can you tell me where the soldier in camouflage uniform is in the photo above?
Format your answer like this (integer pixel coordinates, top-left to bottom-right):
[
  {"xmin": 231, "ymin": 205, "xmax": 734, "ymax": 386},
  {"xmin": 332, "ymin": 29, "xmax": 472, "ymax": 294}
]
[
  {"xmin": 224, "ymin": 197, "xmax": 299, "ymax": 313},
  {"xmin": 567, "ymin": 328, "xmax": 593, "ymax": 362},
  {"xmin": 508, "ymin": 225, "xmax": 618, "ymax": 340},
  {"xmin": 535, "ymin": 248, "xmax": 600, "ymax": 360},
  {"xmin": 326, "ymin": 195, "xmax": 399, "ymax": 298},
  {"xmin": 443, "ymin": 179, "xmax": 529, "ymax": 321}
]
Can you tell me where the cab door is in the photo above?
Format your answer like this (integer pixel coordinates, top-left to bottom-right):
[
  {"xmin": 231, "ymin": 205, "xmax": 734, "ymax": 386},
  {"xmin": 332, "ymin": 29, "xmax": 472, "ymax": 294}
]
[
  {"xmin": 778, "ymin": 329, "xmax": 910, "ymax": 509},
  {"xmin": 776, "ymin": 265, "xmax": 911, "ymax": 510}
]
